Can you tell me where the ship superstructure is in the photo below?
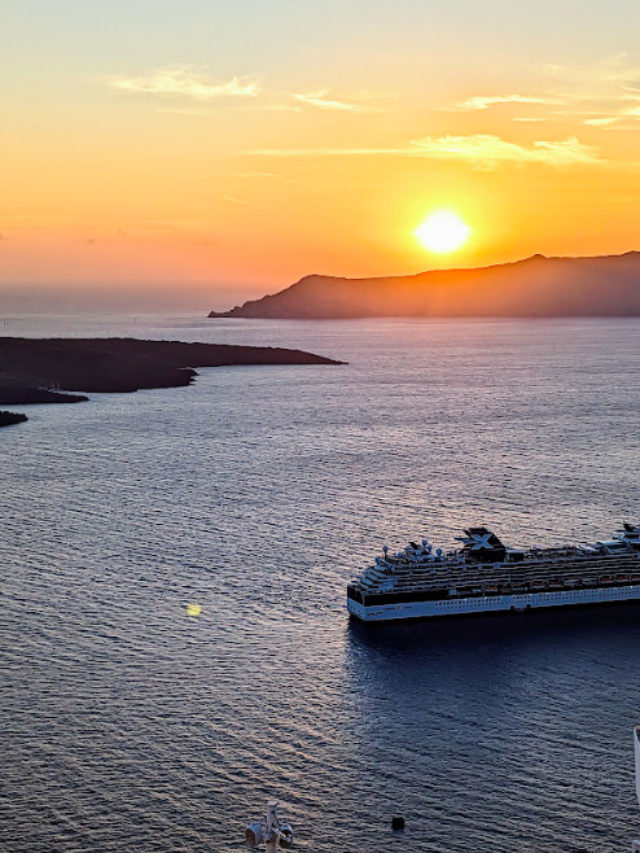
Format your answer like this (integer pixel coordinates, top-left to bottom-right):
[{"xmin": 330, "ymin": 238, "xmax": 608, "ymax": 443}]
[{"xmin": 347, "ymin": 524, "xmax": 640, "ymax": 622}]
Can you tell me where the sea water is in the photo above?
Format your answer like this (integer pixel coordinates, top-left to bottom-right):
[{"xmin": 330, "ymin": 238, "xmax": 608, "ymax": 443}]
[{"xmin": 2, "ymin": 315, "xmax": 640, "ymax": 852}]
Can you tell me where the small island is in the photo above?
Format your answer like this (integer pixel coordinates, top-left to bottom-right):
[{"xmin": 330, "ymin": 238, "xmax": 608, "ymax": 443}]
[{"xmin": 0, "ymin": 337, "xmax": 343, "ymax": 425}]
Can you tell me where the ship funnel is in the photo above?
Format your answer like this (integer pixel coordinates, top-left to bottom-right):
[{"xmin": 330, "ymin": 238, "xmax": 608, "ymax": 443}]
[{"xmin": 459, "ymin": 527, "xmax": 506, "ymax": 562}]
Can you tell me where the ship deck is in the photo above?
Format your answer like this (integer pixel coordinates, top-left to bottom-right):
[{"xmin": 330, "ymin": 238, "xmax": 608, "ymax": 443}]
[{"xmin": 350, "ymin": 551, "xmax": 640, "ymax": 605}]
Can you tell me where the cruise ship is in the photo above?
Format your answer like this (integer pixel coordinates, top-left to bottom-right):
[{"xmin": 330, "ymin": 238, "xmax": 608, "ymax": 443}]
[{"xmin": 347, "ymin": 524, "xmax": 640, "ymax": 622}]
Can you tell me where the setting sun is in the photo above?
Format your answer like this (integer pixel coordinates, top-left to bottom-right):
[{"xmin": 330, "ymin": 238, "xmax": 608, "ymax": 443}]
[{"xmin": 414, "ymin": 211, "xmax": 472, "ymax": 255}]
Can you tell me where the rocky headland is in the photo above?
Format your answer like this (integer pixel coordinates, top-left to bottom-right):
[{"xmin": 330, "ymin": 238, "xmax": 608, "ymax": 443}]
[
  {"xmin": 0, "ymin": 337, "xmax": 343, "ymax": 426},
  {"xmin": 0, "ymin": 410, "xmax": 28, "ymax": 427},
  {"xmin": 208, "ymin": 251, "xmax": 640, "ymax": 319}
]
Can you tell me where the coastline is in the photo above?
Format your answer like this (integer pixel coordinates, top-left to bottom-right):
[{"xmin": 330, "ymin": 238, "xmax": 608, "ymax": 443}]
[{"xmin": 0, "ymin": 336, "xmax": 344, "ymax": 426}]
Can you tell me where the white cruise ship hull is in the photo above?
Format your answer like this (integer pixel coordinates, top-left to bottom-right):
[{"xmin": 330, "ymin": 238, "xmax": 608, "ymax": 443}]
[{"xmin": 347, "ymin": 583, "xmax": 640, "ymax": 622}]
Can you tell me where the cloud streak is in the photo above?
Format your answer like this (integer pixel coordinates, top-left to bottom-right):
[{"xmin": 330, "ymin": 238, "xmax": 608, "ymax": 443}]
[
  {"xmin": 248, "ymin": 134, "xmax": 601, "ymax": 168},
  {"xmin": 454, "ymin": 56, "xmax": 640, "ymax": 128},
  {"xmin": 412, "ymin": 134, "xmax": 600, "ymax": 166},
  {"xmin": 456, "ymin": 94, "xmax": 558, "ymax": 111},
  {"xmin": 108, "ymin": 66, "xmax": 259, "ymax": 100},
  {"xmin": 107, "ymin": 68, "xmax": 382, "ymax": 115},
  {"xmin": 290, "ymin": 90, "xmax": 378, "ymax": 112}
]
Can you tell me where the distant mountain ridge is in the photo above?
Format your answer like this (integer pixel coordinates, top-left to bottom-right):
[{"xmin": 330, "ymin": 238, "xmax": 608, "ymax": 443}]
[{"xmin": 208, "ymin": 251, "xmax": 640, "ymax": 319}]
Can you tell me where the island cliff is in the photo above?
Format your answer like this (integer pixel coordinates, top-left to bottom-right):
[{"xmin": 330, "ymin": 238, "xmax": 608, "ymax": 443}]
[{"xmin": 208, "ymin": 251, "xmax": 640, "ymax": 319}]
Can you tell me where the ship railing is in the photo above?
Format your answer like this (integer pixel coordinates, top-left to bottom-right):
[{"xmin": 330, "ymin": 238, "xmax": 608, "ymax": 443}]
[
  {"xmin": 368, "ymin": 564, "xmax": 640, "ymax": 591},
  {"xmin": 374, "ymin": 571, "xmax": 640, "ymax": 592},
  {"xmin": 356, "ymin": 577, "xmax": 640, "ymax": 597},
  {"xmin": 356, "ymin": 553, "xmax": 640, "ymax": 586},
  {"xmin": 357, "ymin": 574, "xmax": 640, "ymax": 597}
]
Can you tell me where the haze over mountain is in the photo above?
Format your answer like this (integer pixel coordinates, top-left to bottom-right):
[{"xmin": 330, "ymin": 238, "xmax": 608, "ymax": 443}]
[{"xmin": 208, "ymin": 252, "xmax": 640, "ymax": 320}]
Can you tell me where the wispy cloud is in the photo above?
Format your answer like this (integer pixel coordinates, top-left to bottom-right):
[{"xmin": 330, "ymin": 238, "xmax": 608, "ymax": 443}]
[
  {"xmin": 450, "ymin": 56, "xmax": 640, "ymax": 128},
  {"xmin": 108, "ymin": 65, "xmax": 259, "ymax": 101},
  {"xmin": 290, "ymin": 90, "xmax": 378, "ymax": 112},
  {"xmin": 107, "ymin": 69, "xmax": 387, "ymax": 118},
  {"xmin": 584, "ymin": 117, "xmax": 619, "ymax": 126},
  {"xmin": 456, "ymin": 94, "xmax": 558, "ymax": 111},
  {"xmin": 248, "ymin": 133, "xmax": 601, "ymax": 168},
  {"xmin": 411, "ymin": 134, "xmax": 600, "ymax": 167},
  {"xmin": 538, "ymin": 55, "xmax": 640, "ymax": 126},
  {"xmin": 576, "ymin": 101, "xmax": 640, "ymax": 127},
  {"xmin": 264, "ymin": 90, "xmax": 383, "ymax": 113}
]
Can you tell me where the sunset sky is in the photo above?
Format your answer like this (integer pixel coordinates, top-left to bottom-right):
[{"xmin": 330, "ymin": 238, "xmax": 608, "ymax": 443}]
[{"xmin": 3, "ymin": 0, "xmax": 640, "ymax": 308}]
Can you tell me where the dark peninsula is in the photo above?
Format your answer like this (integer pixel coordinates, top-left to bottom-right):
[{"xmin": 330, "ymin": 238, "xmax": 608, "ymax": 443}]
[
  {"xmin": 0, "ymin": 337, "xmax": 343, "ymax": 423},
  {"xmin": 208, "ymin": 251, "xmax": 640, "ymax": 319},
  {"xmin": 0, "ymin": 410, "xmax": 28, "ymax": 427}
]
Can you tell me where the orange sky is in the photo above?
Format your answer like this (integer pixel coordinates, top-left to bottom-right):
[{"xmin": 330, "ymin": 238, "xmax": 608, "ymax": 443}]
[{"xmin": 2, "ymin": 1, "xmax": 640, "ymax": 308}]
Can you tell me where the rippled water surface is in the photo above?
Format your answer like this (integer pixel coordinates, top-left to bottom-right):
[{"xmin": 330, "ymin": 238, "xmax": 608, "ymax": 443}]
[{"xmin": 2, "ymin": 316, "xmax": 640, "ymax": 852}]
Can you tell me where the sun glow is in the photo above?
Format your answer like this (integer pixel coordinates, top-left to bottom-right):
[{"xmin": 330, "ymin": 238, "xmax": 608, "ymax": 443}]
[{"xmin": 414, "ymin": 211, "xmax": 472, "ymax": 254}]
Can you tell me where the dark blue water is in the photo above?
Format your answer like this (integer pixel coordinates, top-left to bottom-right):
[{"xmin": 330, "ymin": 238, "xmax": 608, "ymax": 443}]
[{"xmin": 2, "ymin": 316, "xmax": 640, "ymax": 851}]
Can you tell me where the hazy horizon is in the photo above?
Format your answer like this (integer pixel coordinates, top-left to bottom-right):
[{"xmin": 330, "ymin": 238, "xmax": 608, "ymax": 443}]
[
  {"xmin": 3, "ymin": 245, "xmax": 640, "ymax": 316},
  {"xmin": 0, "ymin": 282, "xmax": 267, "ymax": 314}
]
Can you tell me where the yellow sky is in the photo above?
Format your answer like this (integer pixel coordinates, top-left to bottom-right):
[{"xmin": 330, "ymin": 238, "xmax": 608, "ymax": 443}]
[{"xmin": 2, "ymin": 2, "xmax": 640, "ymax": 306}]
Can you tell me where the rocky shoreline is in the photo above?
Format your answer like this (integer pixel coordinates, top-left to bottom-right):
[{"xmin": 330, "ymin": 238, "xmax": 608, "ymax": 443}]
[{"xmin": 0, "ymin": 337, "xmax": 343, "ymax": 427}]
